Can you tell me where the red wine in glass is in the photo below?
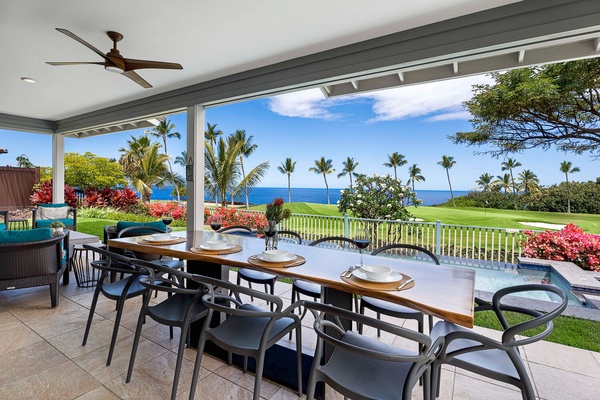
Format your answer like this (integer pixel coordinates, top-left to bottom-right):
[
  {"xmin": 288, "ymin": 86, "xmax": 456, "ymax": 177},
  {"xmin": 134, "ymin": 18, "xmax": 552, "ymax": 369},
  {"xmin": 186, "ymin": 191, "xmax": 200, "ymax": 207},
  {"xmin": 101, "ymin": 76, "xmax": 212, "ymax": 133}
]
[
  {"xmin": 162, "ymin": 213, "xmax": 173, "ymax": 226},
  {"xmin": 210, "ymin": 215, "xmax": 223, "ymax": 231},
  {"xmin": 354, "ymin": 237, "xmax": 370, "ymax": 266}
]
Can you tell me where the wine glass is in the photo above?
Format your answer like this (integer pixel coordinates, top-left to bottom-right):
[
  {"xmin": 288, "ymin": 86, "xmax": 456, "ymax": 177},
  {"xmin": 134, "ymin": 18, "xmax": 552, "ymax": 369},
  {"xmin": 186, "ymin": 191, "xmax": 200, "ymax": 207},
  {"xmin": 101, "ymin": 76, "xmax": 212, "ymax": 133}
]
[
  {"xmin": 354, "ymin": 235, "xmax": 370, "ymax": 267},
  {"xmin": 210, "ymin": 214, "xmax": 223, "ymax": 232},
  {"xmin": 161, "ymin": 212, "xmax": 173, "ymax": 226}
]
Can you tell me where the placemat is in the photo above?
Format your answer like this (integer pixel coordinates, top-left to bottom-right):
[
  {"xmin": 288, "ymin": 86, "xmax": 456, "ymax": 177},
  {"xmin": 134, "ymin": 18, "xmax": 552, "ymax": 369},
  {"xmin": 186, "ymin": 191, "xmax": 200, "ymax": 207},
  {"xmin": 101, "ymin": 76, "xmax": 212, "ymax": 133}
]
[
  {"xmin": 341, "ymin": 271, "xmax": 414, "ymax": 291},
  {"xmin": 136, "ymin": 237, "xmax": 187, "ymax": 246},
  {"xmin": 247, "ymin": 254, "xmax": 306, "ymax": 269},
  {"xmin": 190, "ymin": 245, "xmax": 243, "ymax": 255}
]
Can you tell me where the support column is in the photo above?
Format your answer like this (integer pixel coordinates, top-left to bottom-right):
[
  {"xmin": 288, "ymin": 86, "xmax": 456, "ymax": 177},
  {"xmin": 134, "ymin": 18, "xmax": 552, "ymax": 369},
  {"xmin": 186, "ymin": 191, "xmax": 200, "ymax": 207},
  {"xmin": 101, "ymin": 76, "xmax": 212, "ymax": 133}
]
[
  {"xmin": 52, "ymin": 134, "xmax": 65, "ymax": 203},
  {"xmin": 186, "ymin": 105, "xmax": 205, "ymax": 231}
]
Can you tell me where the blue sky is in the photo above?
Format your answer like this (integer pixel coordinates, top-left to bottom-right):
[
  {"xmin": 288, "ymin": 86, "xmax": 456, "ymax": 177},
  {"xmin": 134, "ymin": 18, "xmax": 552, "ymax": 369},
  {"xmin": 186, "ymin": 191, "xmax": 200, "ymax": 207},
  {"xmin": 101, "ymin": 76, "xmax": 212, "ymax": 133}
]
[{"xmin": 1, "ymin": 75, "xmax": 598, "ymax": 191}]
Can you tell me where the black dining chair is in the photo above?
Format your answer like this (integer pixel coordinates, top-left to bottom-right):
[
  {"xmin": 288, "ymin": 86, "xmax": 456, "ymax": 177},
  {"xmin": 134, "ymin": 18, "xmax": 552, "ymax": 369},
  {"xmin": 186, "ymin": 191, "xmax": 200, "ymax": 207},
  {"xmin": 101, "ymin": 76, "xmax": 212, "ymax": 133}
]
[
  {"xmin": 291, "ymin": 236, "xmax": 359, "ymax": 315},
  {"xmin": 431, "ymin": 284, "xmax": 568, "ymax": 400},
  {"xmin": 304, "ymin": 301, "xmax": 444, "ymax": 400},
  {"xmin": 220, "ymin": 225, "xmax": 280, "ymax": 309},
  {"xmin": 81, "ymin": 245, "xmax": 149, "ymax": 366},
  {"xmin": 126, "ymin": 259, "xmax": 211, "ymax": 400},
  {"xmin": 188, "ymin": 277, "xmax": 303, "ymax": 400},
  {"xmin": 359, "ymin": 243, "xmax": 439, "ymax": 336},
  {"xmin": 116, "ymin": 225, "xmax": 184, "ymax": 271}
]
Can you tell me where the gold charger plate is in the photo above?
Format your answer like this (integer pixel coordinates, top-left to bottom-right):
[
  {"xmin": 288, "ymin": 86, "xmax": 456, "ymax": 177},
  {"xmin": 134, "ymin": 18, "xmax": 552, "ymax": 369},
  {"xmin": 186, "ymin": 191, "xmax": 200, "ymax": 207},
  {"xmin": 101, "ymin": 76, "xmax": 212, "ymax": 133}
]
[
  {"xmin": 137, "ymin": 237, "xmax": 186, "ymax": 246},
  {"xmin": 341, "ymin": 271, "xmax": 414, "ymax": 291},
  {"xmin": 247, "ymin": 254, "xmax": 306, "ymax": 269},
  {"xmin": 190, "ymin": 245, "xmax": 243, "ymax": 255}
]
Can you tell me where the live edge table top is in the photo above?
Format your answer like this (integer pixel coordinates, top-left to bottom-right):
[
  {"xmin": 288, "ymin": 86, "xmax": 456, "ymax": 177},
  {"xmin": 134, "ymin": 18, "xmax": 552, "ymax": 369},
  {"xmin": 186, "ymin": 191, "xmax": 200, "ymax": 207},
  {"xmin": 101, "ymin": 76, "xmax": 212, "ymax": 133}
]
[{"xmin": 109, "ymin": 230, "xmax": 475, "ymax": 328}]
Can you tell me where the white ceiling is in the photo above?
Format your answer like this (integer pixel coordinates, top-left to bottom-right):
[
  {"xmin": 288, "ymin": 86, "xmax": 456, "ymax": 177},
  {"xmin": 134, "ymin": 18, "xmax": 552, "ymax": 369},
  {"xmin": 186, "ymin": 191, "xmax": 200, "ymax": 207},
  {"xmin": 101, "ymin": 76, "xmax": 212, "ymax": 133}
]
[{"xmin": 0, "ymin": 0, "xmax": 521, "ymax": 121}]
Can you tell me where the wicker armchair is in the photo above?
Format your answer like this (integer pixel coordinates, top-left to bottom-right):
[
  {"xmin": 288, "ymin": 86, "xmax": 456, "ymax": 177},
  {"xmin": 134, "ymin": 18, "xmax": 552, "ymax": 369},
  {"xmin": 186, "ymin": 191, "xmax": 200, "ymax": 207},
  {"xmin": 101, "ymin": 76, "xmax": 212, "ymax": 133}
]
[{"xmin": 0, "ymin": 231, "xmax": 68, "ymax": 307}]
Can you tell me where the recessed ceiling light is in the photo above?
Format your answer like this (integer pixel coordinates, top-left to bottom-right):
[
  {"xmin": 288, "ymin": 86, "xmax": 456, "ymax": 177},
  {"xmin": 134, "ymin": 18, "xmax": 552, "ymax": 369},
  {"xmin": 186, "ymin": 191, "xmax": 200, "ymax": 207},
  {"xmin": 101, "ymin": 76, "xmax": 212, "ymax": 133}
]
[{"xmin": 21, "ymin": 77, "xmax": 37, "ymax": 83}]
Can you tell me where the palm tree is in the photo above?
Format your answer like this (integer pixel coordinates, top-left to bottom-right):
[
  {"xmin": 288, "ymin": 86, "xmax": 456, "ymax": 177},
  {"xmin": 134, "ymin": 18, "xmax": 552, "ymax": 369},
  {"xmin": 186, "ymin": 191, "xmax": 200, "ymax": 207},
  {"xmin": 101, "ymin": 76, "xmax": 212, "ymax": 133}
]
[
  {"xmin": 146, "ymin": 119, "xmax": 182, "ymax": 202},
  {"xmin": 337, "ymin": 157, "xmax": 359, "ymax": 189},
  {"xmin": 15, "ymin": 154, "xmax": 34, "ymax": 168},
  {"xmin": 407, "ymin": 164, "xmax": 425, "ymax": 192},
  {"xmin": 309, "ymin": 157, "xmax": 335, "ymax": 204},
  {"xmin": 518, "ymin": 170, "xmax": 540, "ymax": 194},
  {"xmin": 174, "ymin": 150, "xmax": 187, "ymax": 167},
  {"xmin": 437, "ymin": 155, "xmax": 456, "ymax": 207},
  {"xmin": 118, "ymin": 135, "xmax": 178, "ymax": 202},
  {"xmin": 493, "ymin": 173, "xmax": 512, "ymax": 194},
  {"xmin": 204, "ymin": 123, "xmax": 223, "ymax": 145},
  {"xmin": 559, "ymin": 161, "xmax": 580, "ymax": 213},
  {"xmin": 228, "ymin": 129, "xmax": 258, "ymax": 209},
  {"xmin": 383, "ymin": 152, "xmax": 407, "ymax": 180},
  {"xmin": 475, "ymin": 173, "xmax": 494, "ymax": 192},
  {"xmin": 501, "ymin": 157, "xmax": 522, "ymax": 210},
  {"xmin": 277, "ymin": 158, "xmax": 296, "ymax": 202}
]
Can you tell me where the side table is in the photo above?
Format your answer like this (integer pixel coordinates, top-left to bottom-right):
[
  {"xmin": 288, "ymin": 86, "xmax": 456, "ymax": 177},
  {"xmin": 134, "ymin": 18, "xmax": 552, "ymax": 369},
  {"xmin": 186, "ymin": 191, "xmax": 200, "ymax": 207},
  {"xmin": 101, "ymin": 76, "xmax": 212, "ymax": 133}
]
[{"xmin": 71, "ymin": 243, "xmax": 105, "ymax": 287}]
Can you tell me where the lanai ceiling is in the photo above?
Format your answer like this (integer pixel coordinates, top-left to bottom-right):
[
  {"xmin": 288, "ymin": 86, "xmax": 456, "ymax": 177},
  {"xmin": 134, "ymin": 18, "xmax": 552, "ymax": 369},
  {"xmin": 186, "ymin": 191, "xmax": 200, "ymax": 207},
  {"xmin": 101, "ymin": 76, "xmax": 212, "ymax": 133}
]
[{"xmin": 1, "ymin": 0, "xmax": 599, "ymax": 137}]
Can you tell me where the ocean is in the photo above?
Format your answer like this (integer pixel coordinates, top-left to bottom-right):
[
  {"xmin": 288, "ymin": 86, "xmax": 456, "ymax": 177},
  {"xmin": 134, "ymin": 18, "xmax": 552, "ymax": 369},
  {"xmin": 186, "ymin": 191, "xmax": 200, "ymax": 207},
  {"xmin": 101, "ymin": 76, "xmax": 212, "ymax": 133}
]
[{"xmin": 151, "ymin": 186, "xmax": 469, "ymax": 207}]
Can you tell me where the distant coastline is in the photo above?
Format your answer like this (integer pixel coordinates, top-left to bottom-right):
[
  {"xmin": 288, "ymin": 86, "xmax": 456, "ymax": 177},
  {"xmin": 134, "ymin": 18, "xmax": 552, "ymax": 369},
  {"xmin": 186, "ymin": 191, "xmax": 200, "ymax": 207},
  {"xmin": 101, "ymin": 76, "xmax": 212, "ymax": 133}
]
[{"xmin": 151, "ymin": 186, "xmax": 469, "ymax": 207}]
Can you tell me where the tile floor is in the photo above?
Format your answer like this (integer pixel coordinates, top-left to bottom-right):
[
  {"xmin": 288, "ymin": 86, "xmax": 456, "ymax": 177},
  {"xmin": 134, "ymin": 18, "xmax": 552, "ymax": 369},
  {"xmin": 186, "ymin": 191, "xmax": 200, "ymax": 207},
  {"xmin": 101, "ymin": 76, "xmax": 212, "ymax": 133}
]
[{"xmin": 1, "ymin": 270, "xmax": 598, "ymax": 400}]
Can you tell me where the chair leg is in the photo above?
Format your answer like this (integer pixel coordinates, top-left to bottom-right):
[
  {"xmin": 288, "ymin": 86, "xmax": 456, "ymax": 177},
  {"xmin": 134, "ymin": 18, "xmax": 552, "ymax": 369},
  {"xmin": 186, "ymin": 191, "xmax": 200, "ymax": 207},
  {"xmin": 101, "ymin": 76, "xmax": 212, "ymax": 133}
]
[
  {"xmin": 82, "ymin": 288, "xmax": 101, "ymax": 346},
  {"xmin": 169, "ymin": 322, "xmax": 189, "ymax": 400},
  {"xmin": 376, "ymin": 312, "xmax": 381, "ymax": 337},
  {"xmin": 106, "ymin": 297, "xmax": 126, "ymax": 366},
  {"xmin": 189, "ymin": 330, "xmax": 209, "ymax": 400},
  {"xmin": 126, "ymin": 309, "xmax": 147, "ymax": 383},
  {"xmin": 49, "ymin": 282, "xmax": 59, "ymax": 307},
  {"xmin": 253, "ymin": 354, "xmax": 265, "ymax": 400},
  {"xmin": 269, "ymin": 281, "xmax": 275, "ymax": 312},
  {"xmin": 295, "ymin": 326, "xmax": 303, "ymax": 397},
  {"xmin": 358, "ymin": 301, "xmax": 364, "ymax": 334}
]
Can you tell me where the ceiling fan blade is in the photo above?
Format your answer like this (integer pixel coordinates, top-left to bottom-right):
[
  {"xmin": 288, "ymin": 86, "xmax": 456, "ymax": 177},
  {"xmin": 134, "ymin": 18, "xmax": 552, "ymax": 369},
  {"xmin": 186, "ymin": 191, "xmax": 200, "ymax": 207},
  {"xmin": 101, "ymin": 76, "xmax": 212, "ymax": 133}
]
[
  {"xmin": 122, "ymin": 70, "xmax": 153, "ymax": 89},
  {"xmin": 123, "ymin": 58, "xmax": 183, "ymax": 70},
  {"xmin": 55, "ymin": 28, "xmax": 110, "ymax": 61},
  {"xmin": 46, "ymin": 62, "xmax": 104, "ymax": 66}
]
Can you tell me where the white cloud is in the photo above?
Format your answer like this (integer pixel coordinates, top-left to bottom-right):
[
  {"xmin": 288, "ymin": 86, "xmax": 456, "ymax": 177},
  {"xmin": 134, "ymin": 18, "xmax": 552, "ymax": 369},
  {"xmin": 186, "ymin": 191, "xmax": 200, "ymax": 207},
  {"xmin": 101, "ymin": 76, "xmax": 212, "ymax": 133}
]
[
  {"xmin": 363, "ymin": 75, "xmax": 492, "ymax": 122},
  {"xmin": 267, "ymin": 89, "xmax": 341, "ymax": 120},
  {"xmin": 266, "ymin": 74, "xmax": 493, "ymax": 122}
]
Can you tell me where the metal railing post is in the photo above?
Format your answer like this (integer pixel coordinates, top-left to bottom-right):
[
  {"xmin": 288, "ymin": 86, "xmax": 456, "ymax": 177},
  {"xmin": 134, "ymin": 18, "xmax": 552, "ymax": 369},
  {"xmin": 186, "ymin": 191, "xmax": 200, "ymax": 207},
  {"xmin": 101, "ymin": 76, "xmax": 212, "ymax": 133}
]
[
  {"xmin": 344, "ymin": 214, "xmax": 349, "ymax": 238},
  {"xmin": 435, "ymin": 220, "xmax": 442, "ymax": 257}
]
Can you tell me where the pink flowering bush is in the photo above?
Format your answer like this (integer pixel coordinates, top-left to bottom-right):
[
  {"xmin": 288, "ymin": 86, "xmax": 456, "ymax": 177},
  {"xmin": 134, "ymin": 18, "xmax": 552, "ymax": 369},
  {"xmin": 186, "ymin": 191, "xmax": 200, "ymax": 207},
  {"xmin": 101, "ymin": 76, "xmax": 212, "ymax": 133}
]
[
  {"xmin": 208, "ymin": 207, "xmax": 268, "ymax": 230},
  {"xmin": 521, "ymin": 223, "xmax": 600, "ymax": 271},
  {"xmin": 147, "ymin": 202, "xmax": 187, "ymax": 220}
]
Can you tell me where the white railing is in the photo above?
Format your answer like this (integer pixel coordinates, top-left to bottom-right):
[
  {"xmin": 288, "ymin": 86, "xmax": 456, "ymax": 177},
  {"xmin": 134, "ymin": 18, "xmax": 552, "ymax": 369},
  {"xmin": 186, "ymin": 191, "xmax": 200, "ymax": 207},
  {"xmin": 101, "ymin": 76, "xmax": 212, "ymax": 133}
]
[{"xmin": 208, "ymin": 208, "xmax": 528, "ymax": 270}]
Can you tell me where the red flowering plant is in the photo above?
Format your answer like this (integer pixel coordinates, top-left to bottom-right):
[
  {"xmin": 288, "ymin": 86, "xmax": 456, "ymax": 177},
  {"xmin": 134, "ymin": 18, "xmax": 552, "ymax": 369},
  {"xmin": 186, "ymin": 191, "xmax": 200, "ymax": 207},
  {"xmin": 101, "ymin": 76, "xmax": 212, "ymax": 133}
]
[
  {"xmin": 208, "ymin": 207, "xmax": 267, "ymax": 230},
  {"xmin": 265, "ymin": 198, "xmax": 291, "ymax": 224},
  {"xmin": 521, "ymin": 223, "xmax": 600, "ymax": 271},
  {"xmin": 147, "ymin": 202, "xmax": 187, "ymax": 220}
]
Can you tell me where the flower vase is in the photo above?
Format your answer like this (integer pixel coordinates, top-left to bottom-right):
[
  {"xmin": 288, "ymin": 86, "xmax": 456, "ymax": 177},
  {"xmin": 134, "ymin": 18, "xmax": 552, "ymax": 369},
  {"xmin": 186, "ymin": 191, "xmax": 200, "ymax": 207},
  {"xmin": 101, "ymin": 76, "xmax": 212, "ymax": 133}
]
[{"xmin": 265, "ymin": 220, "xmax": 279, "ymax": 250}]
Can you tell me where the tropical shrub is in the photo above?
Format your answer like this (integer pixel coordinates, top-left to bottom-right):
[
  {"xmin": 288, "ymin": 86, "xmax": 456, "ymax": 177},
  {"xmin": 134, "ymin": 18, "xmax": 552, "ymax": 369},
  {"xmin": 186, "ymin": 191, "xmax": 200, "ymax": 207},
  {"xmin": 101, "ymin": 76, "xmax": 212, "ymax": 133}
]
[
  {"xmin": 147, "ymin": 202, "xmax": 187, "ymax": 221},
  {"xmin": 83, "ymin": 187, "xmax": 139, "ymax": 211},
  {"xmin": 208, "ymin": 207, "xmax": 267, "ymax": 230},
  {"xmin": 521, "ymin": 223, "xmax": 600, "ymax": 271},
  {"xmin": 30, "ymin": 181, "xmax": 78, "ymax": 207}
]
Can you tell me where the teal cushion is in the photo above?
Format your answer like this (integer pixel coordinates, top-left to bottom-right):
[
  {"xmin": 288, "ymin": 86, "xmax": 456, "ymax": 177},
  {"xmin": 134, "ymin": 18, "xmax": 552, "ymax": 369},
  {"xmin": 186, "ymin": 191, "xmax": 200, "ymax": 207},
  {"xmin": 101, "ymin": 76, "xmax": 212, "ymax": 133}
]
[
  {"xmin": 35, "ymin": 218, "xmax": 74, "ymax": 228},
  {"xmin": 0, "ymin": 228, "xmax": 53, "ymax": 243},
  {"xmin": 38, "ymin": 203, "xmax": 68, "ymax": 208},
  {"xmin": 0, "ymin": 223, "xmax": 5, "ymax": 230},
  {"xmin": 116, "ymin": 221, "xmax": 166, "ymax": 234}
]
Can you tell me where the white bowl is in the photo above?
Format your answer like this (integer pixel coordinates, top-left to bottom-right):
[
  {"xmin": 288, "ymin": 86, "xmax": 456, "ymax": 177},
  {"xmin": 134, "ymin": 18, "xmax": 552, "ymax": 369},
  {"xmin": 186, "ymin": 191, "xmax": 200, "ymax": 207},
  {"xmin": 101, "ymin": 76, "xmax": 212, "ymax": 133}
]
[
  {"xmin": 206, "ymin": 239, "xmax": 229, "ymax": 250},
  {"xmin": 359, "ymin": 265, "xmax": 392, "ymax": 281},
  {"xmin": 262, "ymin": 249, "xmax": 289, "ymax": 262},
  {"xmin": 149, "ymin": 233, "xmax": 171, "ymax": 241}
]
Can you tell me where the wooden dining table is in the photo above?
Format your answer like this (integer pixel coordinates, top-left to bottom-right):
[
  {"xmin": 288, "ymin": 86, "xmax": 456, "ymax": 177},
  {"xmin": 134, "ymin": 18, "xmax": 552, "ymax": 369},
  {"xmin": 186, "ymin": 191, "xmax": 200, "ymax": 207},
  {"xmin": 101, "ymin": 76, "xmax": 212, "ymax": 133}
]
[{"xmin": 108, "ymin": 229, "xmax": 476, "ymax": 328}]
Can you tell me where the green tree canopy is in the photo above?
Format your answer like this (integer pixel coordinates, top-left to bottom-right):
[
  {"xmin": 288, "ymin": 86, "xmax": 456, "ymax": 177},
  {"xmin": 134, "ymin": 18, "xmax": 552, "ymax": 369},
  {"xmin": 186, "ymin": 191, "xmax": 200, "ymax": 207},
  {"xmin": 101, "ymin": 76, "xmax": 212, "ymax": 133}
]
[
  {"xmin": 63, "ymin": 152, "xmax": 127, "ymax": 189},
  {"xmin": 452, "ymin": 58, "xmax": 600, "ymax": 157}
]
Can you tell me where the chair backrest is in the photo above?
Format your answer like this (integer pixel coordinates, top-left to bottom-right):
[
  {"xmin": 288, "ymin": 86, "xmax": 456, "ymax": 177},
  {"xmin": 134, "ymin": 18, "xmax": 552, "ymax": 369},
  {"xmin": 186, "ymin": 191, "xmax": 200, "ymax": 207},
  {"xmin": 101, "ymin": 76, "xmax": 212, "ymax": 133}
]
[
  {"xmin": 217, "ymin": 225, "xmax": 253, "ymax": 236},
  {"xmin": 309, "ymin": 236, "xmax": 357, "ymax": 251},
  {"xmin": 278, "ymin": 230, "xmax": 302, "ymax": 245},
  {"xmin": 304, "ymin": 301, "xmax": 443, "ymax": 394},
  {"xmin": 83, "ymin": 244, "xmax": 146, "ymax": 277},
  {"xmin": 372, "ymin": 243, "xmax": 440, "ymax": 264},
  {"xmin": 130, "ymin": 258, "xmax": 209, "ymax": 298},
  {"xmin": 117, "ymin": 226, "xmax": 167, "ymax": 238},
  {"xmin": 486, "ymin": 284, "xmax": 568, "ymax": 347}
]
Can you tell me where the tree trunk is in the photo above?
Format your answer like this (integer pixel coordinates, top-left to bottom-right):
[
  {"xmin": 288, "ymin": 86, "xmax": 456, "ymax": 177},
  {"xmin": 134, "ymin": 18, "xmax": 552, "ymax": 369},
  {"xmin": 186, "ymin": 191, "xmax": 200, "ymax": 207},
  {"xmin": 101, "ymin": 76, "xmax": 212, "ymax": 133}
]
[
  {"xmin": 446, "ymin": 169, "xmax": 455, "ymax": 207},
  {"xmin": 163, "ymin": 138, "xmax": 181, "ymax": 203},
  {"xmin": 566, "ymin": 174, "xmax": 571, "ymax": 213},
  {"xmin": 287, "ymin": 174, "xmax": 291, "ymax": 203},
  {"xmin": 510, "ymin": 171, "xmax": 517, "ymax": 210},
  {"xmin": 324, "ymin": 174, "xmax": 330, "ymax": 204},
  {"xmin": 240, "ymin": 156, "xmax": 249, "ymax": 209}
]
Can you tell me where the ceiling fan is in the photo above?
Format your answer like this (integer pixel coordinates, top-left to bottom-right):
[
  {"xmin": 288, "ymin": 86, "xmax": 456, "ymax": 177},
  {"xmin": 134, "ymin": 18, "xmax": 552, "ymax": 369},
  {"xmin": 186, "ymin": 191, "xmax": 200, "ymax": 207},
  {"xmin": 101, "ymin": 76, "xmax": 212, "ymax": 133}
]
[{"xmin": 46, "ymin": 28, "xmax": 183, "ymax": 89}]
